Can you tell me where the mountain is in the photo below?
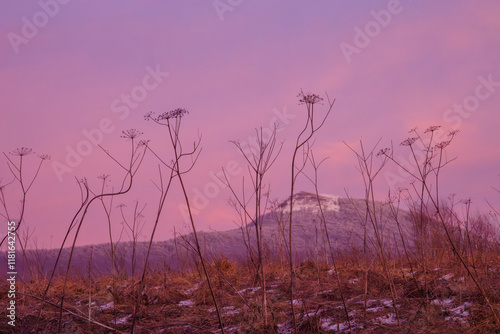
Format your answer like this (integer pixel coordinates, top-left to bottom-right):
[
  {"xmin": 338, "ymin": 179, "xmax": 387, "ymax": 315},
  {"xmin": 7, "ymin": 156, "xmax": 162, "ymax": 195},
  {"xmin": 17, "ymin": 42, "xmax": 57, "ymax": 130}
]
[{"xmin": 1, "ymin": 192, "xmax": 414, "ymax": 278}]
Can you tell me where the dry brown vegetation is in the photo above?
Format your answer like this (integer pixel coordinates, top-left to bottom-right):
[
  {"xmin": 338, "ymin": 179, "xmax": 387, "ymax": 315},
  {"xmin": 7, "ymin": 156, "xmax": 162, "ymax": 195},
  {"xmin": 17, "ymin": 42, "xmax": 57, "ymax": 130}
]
[{"xmin": 1, "ymin": 251, "xmax": 499, "ymax": 333}]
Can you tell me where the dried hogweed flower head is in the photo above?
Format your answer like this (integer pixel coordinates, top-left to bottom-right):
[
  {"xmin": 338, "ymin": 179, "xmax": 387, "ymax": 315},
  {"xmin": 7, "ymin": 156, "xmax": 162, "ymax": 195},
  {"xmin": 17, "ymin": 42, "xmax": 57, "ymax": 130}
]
[
  {"xmin": 97, "ymin": 174, "xmax": 110, "ymax": 180},
  {"xmin": 121, "ymin": 129, "xmax": 143, "ymax": 139},
  {"xmin": 156, "ymin": 108, "xmax": 189, "ymax": 121},
  {"xmin": 377, "ymin": 148, "xmax": 391, "ymax": 157},
  {"xmin": 78, "ymin": 177, "xmax": 88, "ymax": 186},
  {"xmin": 144, "ymin": 111, "xmax": 154, "ymax": 120},
  {"xmin": 435, "ymin": 140, "xmax": 451, "ymax": 149},
  {"xmin": 38, "ymin": 154, "xmax": 51, "ymax": 160},
  {"xmin": 400, "ymin": 137, "xmax": 418, "ymax": 146},
  {"xmin": 424, "ymin": 125, "xmax": 441, "ymax": 133},
  {"xmin": 297, "ymin": 92, "xmax": 323, "ymax": 105},
  {"xmin": 10, "ymin": 147, "xmax": 34, "ymax": 156}
]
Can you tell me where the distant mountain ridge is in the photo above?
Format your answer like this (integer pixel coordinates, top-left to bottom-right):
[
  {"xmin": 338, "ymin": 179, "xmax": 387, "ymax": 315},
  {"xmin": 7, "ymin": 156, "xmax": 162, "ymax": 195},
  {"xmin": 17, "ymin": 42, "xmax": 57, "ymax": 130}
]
[{"xmin": 1, "ymin": 192, "xmax": 414, "ymax": 278}]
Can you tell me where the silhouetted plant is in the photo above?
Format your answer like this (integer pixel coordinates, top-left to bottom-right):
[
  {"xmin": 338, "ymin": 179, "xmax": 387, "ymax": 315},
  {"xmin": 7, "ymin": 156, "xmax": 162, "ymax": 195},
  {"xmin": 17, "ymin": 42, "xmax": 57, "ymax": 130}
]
[
  {"xmin": 222, "ymin": 125, "xmax": 282, "ymax": 326},
  {"xmin": 288, "ymin": 91, "xmax": 334, "ymax": 333},
  {"xmin": 0, "ymin": 148, "xmax": 49, "ymax": 288},
  {"xmin": 345, "ymin": 139, "xmax": 399, "ymax": 326},
  {"xmin": 29, "ymin": 130, "xmax": 147, "ymax": 333},
  {"xmin": 135, "ymin": 109, "xmax": 225, "ymax": 333},
  {"xmin": 1, "ymin": 147, "xmax": 49, "ymax": 240},
  {"xmin": 379, "ymin": 126, "xmax": 499, "ymax": 325}
]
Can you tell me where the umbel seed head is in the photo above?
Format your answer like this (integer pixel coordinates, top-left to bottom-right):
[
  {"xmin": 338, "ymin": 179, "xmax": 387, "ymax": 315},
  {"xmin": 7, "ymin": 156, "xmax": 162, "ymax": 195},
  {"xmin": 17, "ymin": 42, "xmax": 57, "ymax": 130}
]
[
  {"xmin": 297, "ymin": 92, "xmax": 323, "ymax": 105},
  {"xmin": 10, "ymin": 147, "xmax": 34, "ymax": 156},
  {"xmin": 121, "ymin": 129, "xmax": 143, "ymax": 139}
]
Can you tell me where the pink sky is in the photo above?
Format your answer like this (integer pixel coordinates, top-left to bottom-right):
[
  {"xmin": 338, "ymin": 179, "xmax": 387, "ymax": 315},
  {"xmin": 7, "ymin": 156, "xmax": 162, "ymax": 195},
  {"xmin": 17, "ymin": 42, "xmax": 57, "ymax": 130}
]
[{"xmin": 1, "ymin": 0, "xmax": 499, "ymax": 248}]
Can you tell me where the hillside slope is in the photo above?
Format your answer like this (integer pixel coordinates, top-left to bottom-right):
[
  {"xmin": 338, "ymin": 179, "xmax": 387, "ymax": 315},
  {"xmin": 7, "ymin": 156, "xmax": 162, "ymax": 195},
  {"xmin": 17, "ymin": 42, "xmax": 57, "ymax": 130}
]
[{"xmin": 3, "ymin": 192, "xmax": 414, "ymax": 278}]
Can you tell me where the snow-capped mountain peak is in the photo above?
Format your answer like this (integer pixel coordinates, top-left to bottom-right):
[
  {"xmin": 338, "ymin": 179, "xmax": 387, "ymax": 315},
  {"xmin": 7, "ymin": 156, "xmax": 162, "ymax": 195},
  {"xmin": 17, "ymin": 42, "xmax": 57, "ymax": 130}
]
[{"xmin": 279, "ymin": 191, "xmax": 340, "ymax": 213}]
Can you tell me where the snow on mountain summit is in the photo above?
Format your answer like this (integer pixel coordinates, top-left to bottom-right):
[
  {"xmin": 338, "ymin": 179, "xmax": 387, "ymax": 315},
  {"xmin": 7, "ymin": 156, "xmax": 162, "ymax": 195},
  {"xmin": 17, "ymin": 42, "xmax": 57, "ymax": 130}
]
[{"xmin": 280, "ymin": 191, "xmax": 340, "ymax": 213}]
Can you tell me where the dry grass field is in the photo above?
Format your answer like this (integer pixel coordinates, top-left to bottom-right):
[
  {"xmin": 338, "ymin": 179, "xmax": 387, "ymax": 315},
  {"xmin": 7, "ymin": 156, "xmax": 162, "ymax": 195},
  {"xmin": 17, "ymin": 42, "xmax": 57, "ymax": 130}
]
[{"xmin": 1, "ymin": 252, "xmax": 499, "ymax": 333}]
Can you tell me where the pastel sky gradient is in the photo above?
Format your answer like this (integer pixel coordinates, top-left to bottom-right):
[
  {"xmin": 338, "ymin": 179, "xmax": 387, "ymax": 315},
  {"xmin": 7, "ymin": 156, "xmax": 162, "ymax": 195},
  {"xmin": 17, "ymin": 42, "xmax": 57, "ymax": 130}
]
[{"xmin": 1, "ymin": 0, "xmax": 499, "ymax": 248}]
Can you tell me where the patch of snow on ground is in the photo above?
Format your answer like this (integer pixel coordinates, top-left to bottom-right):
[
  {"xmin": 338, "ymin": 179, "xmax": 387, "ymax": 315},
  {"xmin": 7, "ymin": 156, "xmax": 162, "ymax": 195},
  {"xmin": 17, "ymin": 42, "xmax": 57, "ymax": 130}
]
[
  {"xmin": 431, "ymin": 298, "xmax": 454, "ymax": 307},
  {"xmin": 321, "ymin": 318, "xmax": 349, "ymax": 331},
  {"xmin": 321, "ymin": 318, "xmax": 361, "ymax": 332},
  {"xmin": 112, "ymin": 314, "xmax": 131, "ymax": 325},
  {"xmin": 445, "ymin": 302, "xmax": 472, "ymax": 324},
  {"xmin": 98, "ymin": 302, "xmax": 114, "ymax": 310},
  {"xmin": 357, "ymin": 299, "xmax": 396, "ymax": 311},
  {"xmin": 348, "ymin": 278, "xmax": 359, "ymax": 284},
  {"xmin": 222, "ymin": 306, "xmax": 240, "ymax": 316},
  {"xmin": 217, "ymin": 326, "xmax": 238, "ymax": 333},
  {"xmin": 451, "ymin": 303, "xmax": 472, "ymax": 316},
  {"xmin": 277, "ymin": 322, "xmax": 294, "ymax": 334},
  {"xmin": 371, "ymin": 313, "xmax": 399, "ymax": 325},
  {"xmin": 305, "ymin": 309, "xmax": 323, "ymax": 317},
  {"xmin": 237, "ymin": 287, "xmax": 261, "ymax": 294},
  {"xmin": 356, "ymin": 299, "xmax": 378, "ymax": 307},
  {"xmin": 183, "ymin": 282, "xmax": 201, "ymax": 295},
  {"xmin": 440, "ymin": 273, "xmax": 454, "ymax": 280},
  {"xmin": 319, "ymin": 289, "xmax": 334, "ymax": 295},
  {"xmin": 178, "ymin": 299, "xmax": 195, "ymax": 306},
  {"xmin": 366, "ymin": 306, "xmax": 384, "ymax": 312},
  {"xmin": 381, "ymin": 299, "xmax": 393, "ymax": 307}
]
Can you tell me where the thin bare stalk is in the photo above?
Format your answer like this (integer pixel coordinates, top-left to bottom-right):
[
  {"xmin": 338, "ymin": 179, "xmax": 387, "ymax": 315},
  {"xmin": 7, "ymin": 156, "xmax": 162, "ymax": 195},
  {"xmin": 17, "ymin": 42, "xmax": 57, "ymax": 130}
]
[
  {"xmin": 302, "ymin": 150, "xmax": 352, "ymax": 333},
  {"xmin": 288, "ymin": 92, "xmax": 334, "ymax": 332},
  {"xmin": 56, "ymin": 131, "xmax": 147, "ymax": 332},
  {"xmin": 143, "ymin": 109, "xmax": 225, "ymax": 332},
  {"xmin": 380, "ymin": 126, "xmax": 499, "ymax": 324}
]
